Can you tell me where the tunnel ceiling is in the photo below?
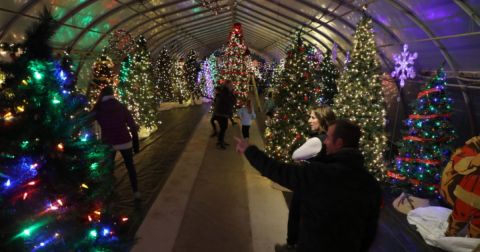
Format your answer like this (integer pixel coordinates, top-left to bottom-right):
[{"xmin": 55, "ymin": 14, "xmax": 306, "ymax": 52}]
[{"xmin": 0, "ymin": 0, "xmax": 479, "ymax": 78}]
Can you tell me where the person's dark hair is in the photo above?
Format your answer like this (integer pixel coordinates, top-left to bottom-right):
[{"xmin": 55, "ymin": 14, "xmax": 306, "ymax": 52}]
[
  {"xmin": 101, "ymin": 85, "xmax": 114, "ymax": 96},
  {"xmin": 330, "ymin": 119, "xmax": 361, "ymax": 148},
  {"xmin": 92, "ymin": 85, "xmax": 114, "ymax": 112}
]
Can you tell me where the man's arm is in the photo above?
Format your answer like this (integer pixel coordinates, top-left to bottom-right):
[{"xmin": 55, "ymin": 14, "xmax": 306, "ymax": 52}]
[{"xmin": 241, "ymin": 143, "xmax": 304, "ymax": 191}]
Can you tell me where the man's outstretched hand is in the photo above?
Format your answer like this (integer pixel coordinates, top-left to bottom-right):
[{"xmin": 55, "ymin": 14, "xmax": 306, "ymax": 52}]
[{"xmin": 235, "ymin": 137, "xmax": 249, "ymax": 154}]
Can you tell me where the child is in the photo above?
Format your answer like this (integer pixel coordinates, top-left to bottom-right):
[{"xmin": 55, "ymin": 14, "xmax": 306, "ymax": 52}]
[{"xmin": 238, "ymin": 100, "xmax": 256, "ymax": 140}]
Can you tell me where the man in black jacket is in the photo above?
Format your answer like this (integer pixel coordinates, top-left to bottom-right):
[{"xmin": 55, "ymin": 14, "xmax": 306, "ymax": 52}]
[{"xmin": 235, "ymin": 119, "xmax": 381, "ymax": 252}]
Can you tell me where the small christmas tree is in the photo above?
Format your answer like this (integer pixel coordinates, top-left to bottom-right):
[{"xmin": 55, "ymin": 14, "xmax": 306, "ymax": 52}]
[
  {"xmin": 88, "ymin": 53, "xmax": 116, "ymax": 107},
  {"xmin": 170, "ymin": 58, "xmax": 188, "ymax": 104},
  {"xmin": 185, "ymin": 50, "xmax": 200, "ymax": 102},
  {"xmin": 264, "ymin": 34, "xmax": 316, "ymax": 162},
  {"xmin": 0, "ymin": 10, "xmax": 123, "ymax": 251},
  {"xmin": 315, "ymin": 51, "xmax": 339, "ymax": 106},
  {"xmin": 118, "ymin": 36, "xmax": 158, "ymax": 129},
  {"xmin": 198, "ymin": 60, "xmax": 215, "ymax": 99},
  {"xmin": 153, "ymin": 47, "xmax": 173, "ymax": 102},
  {"xmin": 389, "ymin": 68, "xmax": 455, "ymax": 198},
  {"xmin": 334, "ymin": 17, "xmax": 388, "ymax": 180},
  {"xmin": 207, "ymin": 54, "xmax": 219, "ymax": 86},
  {"xmin": 220, "ymin": 23, "xmax": 249, "ymax": 104}
]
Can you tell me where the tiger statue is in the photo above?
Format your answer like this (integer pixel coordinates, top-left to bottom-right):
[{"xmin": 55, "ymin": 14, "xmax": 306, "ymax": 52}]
[{"xmin": 441, "ymin": 136, "xmax": 480, "ymax": 237}]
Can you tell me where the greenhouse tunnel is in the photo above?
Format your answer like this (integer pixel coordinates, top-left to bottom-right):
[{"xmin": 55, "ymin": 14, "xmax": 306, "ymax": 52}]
[{"xmin": 1, "ymin": 0, "xmax": 480, "ymax": 251}]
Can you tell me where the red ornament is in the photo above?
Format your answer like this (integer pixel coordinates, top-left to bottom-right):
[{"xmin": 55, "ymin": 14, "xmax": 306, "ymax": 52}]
[
  {"xmin": 303, "ymin": 72, "xmax": 310, "ymax": 78},
  {"xmin": 304, "ymin": 95, "xmax": 308, "ymax": 101},
  {"xmin": 295, "ymin": 133, "xmax": 302, "ymax": 140},
  {"xmin": 299, "ymin": 47, "xmax": 305, "ymax": 52}
]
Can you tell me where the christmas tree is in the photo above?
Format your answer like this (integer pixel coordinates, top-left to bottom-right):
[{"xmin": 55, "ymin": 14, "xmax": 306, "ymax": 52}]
[
  {"xmin": 118, "ymin": 36, "xmax": 158, "ymax": 129},
  {"xmin": 88, "ymin": 53, "xmax": 116, "ymax": 107},
  {"xmin": 264, "ymin": 34, "xmax": 317, "ymax": 162},
  {"xmin": 153, "ymin": 47, "xmax": 173, "ymax": 102},
  {"xmin": 185, "ymin": 50, "xmax": 200, "ymax": 102},
  {"xmin": 0, "ymin": 10, "xmax": 124, "ymax": 251},
  {"xmin": 198, "ymin": 59, "xmax": 215, "ymax": 99},
  {"xmin": 315, "ymin": 51, "xmax": 339, "ymax": 106},
  {"xmin": 170, "ymin": 58, "xmax": 188, "ymax": 104},
  {"xmin": 220, "ymin": 23, "xmax": 249, "ymax": 104},
  {"xmin": 207, "ymin": 54, "xmax": 219, "ymax": 86},
  {"xmin": 334, "ymin": 17, "xmax": 388, "ymax": 180},
  {"xmin": 388, "ymin": 68, "xmax": 455, "ymax": 198}
]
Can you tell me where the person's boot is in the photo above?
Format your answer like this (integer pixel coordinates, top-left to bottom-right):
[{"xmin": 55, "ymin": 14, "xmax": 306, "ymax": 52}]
[
  {"xmin": 445, "ymin": 215, "xmax": 467, "ymax": 236},
  {"xmin": 468, "ymin": 223, "xmax": 480, "ymax": 238},
  {"xmin": 216, "ymin": 142, "xmax": 226, "ymax": 150}
]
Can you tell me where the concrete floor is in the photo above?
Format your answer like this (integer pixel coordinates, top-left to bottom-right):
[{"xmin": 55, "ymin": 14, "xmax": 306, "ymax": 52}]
[{"xmin": 133, "ymin": 113, "xmax": 289, "ymax": 252}]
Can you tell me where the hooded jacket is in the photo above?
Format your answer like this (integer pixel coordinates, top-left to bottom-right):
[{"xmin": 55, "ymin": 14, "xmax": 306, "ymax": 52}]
[{"xmin": 244, "ymin": 146, "xmax": 381, "ymax": 252}]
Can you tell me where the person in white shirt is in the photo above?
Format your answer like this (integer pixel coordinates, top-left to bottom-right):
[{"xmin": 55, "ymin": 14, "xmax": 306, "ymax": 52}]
[
  {"xmin": 237, "ymin": 100, "xmax": 256, "ymax": 140},
  {"xmin": 280, "ymin": 105, "xmax": 336, "ymax": 251}
]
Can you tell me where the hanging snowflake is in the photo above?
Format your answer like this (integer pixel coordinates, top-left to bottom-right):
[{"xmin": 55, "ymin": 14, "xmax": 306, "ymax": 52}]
[
  {"xmin": 391, "ymin": 44, "xmax": 418, "ymax": 87},
  {"xmin": 315, "ymin": 49, "xmax": 323, "ymax": 64}
]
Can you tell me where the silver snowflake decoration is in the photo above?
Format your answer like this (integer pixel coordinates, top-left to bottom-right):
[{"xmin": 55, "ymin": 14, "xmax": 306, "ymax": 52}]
[{"xmin": 391, "ymin": 44, "xmax": 417, "ymax": 87}]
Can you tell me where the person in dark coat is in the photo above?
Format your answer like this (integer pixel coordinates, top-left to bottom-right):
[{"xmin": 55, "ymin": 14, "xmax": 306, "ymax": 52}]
[
  {"xmin": 281, "ymin": 105, "xmax": 336, "ymax": 251},
  {"xmin": 235, "ymin": 119, "xmax": 382, "ymax": 252},
  {"xmin": 213, "ymin": 81, "xmax": 236, "ymax": 149},
  {"xmin": 93, "ymin": 86, "xmax": 141, "ymax": 199}
]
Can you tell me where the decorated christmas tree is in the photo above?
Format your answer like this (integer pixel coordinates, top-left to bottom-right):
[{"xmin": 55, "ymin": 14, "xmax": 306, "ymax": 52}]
[
  {"xmin": 264, "ymin": 34, "xmax": 316, "ymax": 162},
  {"xmin": 388, "ymin": 68, "xmax": 455, "ymax": 198},
  {"xmin": 88, "ymin": 53, "xmax": 116, "ymax": 107},
  {"xmin": 170, "ymin": 58, "xmax": 188, "ymax": 104},
  {"xmin": 207, "ymin": 54, "xmax": 219, "ymax": 86},
  {"xmin": 334, "ymin": 17, "xmax": 388, "ymax": 180},
  {"xmin": 117, "ymin": 36, "xmax": 158, "ymax": 129},
  {"xmin": 153, "ymin": 47, "xmax": 173, "ymax": 102},
  {"xmin": 0, "ymin": 10, "xmax": 124, "ymax": 251},
  {"xmin": 220, "ymin": 23, "xmax": 249, "ymax": 104},
  {"xmin": 197, "ymin": 59, "xmax": 215, "ymax": 99},
  {"xmin": 315, "ymin": 51, "xmax": 339, "ymax": 106},
  {"xmin": 185, "ymin": 49, "xmax": 200, "ymax": 102}
]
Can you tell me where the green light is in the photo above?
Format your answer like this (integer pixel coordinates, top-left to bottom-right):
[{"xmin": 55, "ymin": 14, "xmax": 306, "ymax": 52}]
[
  {"xmin": 20, "ymin": 140, "xmax": 29, "ymax": 149},
  {"xmin": 89, "ymin": 229, "xmax": 97, "ymax": 238},
  {"xmin": 52, "ymin": 98, "xmax": 61, "ymax": 104},
  {"xmin": 90, "ymin": 162, "xmax": 99, "ymax": 171},
  {"xmin": 34, "ymin": 72, "xmax": 43, "ymax": 80},
  {"xmin": 23, "ymin": 229, "xmax": 31, "ymax": 236}
]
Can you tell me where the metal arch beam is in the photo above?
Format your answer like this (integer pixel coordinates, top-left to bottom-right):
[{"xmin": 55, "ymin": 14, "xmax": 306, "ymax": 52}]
[
  {"xmin": 150, "ymin": 19, "xmax": 230, "ymax": 54},
  {"xmin": 154, "ymin": 23, "xmax": 230, "ymax": 55},
  {"xmin": 453, "ymin": 0, "xmax": 480, "ymax": 26},
  {"xmin": 300, "ymin": 0, "xmax": 403, "ymax": 46},
  {"xmin": 68, "ymin": 0, "xmax": 188, "ymax": 49},
  {"xmin": 239, "ymin": 1, "xmax": 346, "ymax": 57},
  {"xmin": 138, "ymin": 11, "xmax": 229, "ymax": 41},
  {"xmin": 70, "ymin": 0, "xmax": 191, "ymax": 77},
  {"xmin": 236, "ymin": 12, "xmax": 328, "ymax": 53},
  {"xmin": 165, "ymin": 27, "xmax": 230, "ymax": 53},
  {"xmin": 53, "ymin": 0, "xmax": 99, "ymax": 34},
  {"xmin": 137, "ymin": 5, "xmax": 230, "ymax": 38},
  {"xmin": 236, "ymin": 6, "xmax": 314, "ymax": 53},
  {"xmin": 150, "ymin": 20, "xmax": 231, "ymax": 54},
  {"xmin": 236, "ymin": 16, "xmax": 310, "ymax": 50},
  {"xmin": 250, "ymin": 0, "xmax": 351, "ymax": 47},
  {"xmin": 145, "ymin": 12, "xmax": 231, "ymax": 44},
  {"xmin": 259, "ymin": 0, "xmax": 391, "ymax": 68},
  {"xmin": 0, "ymin": 0, "xmax": 41, "ymax": 40},
  {"xmin": 127, "ymin": 2, "xmax": 216, "ymax": 51}
]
